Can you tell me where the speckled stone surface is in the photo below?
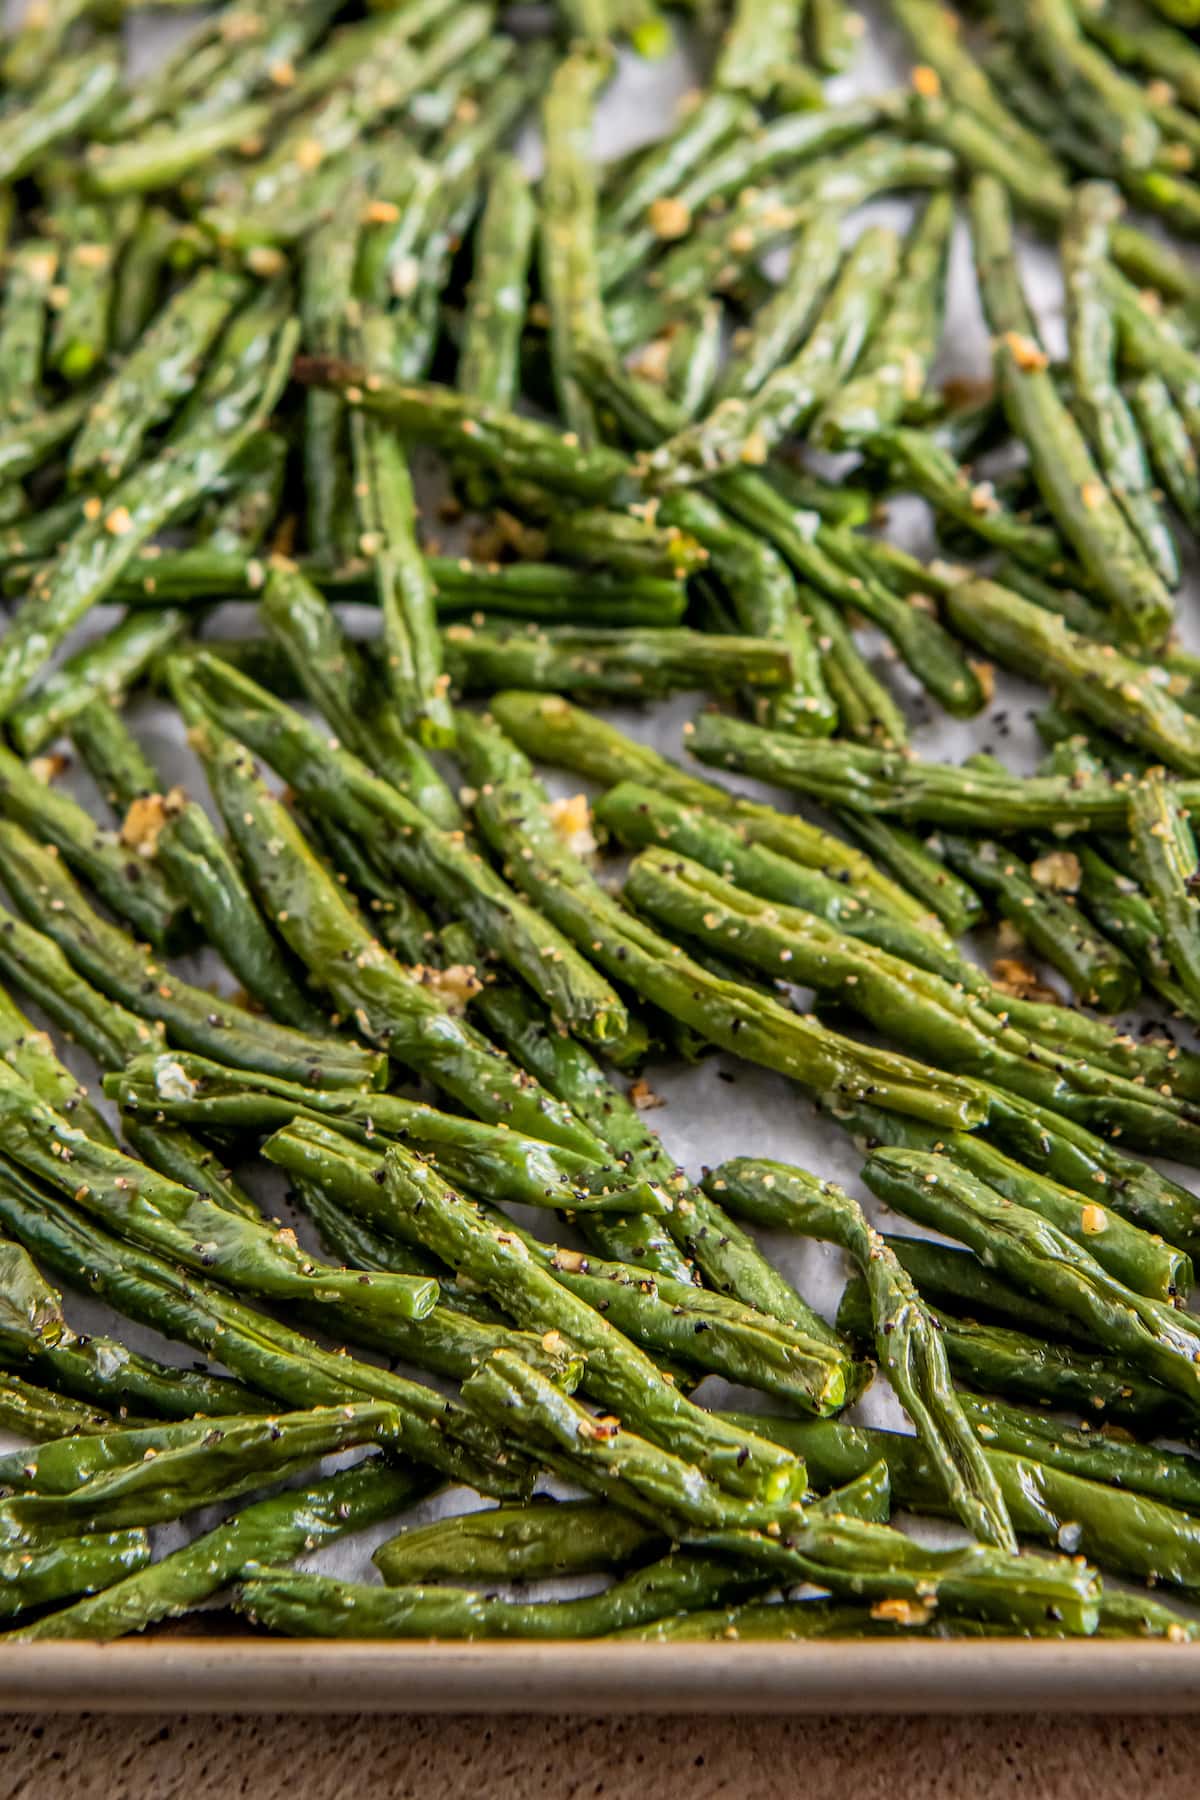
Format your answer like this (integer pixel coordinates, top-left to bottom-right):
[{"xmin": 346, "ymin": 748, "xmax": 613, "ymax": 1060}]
[{"xmin": 0, "ymin": 1714, "xmax": 1196, "ymax": 1798}]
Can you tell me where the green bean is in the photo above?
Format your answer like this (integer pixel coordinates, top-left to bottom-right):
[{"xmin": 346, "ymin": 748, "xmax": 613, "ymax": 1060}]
[
  {"xmin": 1128, "ymin": 771, "xmax": 1200, "ymax": 1020},
  {"xmin": 183, "ymin": 676, "xmax": 632, "ymax": 1056},
  {"xmin": 540, "ymin": 46, "xmax": 611, "ymax": 442},
  {"xmin": 457, "ymin": 715, "xmax": 984, "ymax": 1130},
  {"xmin": 0, "ymin": 1159, "xmax": 526, "ymax": 1499},
  {"xmin": 8, "ymin": 610, "xmax": 185, "ymax": 758},
  {"xmin": 969, "ymin": 175, "xmax": 1172, "ymax": 646},
  {"xmin": 1020, "ymin": 0, "xmax": 1160, "ymax": 171},
  {"xmin": 0, "ymin": 48, "xmax": 119, "ymax": 184},
  {"xmin": 815, "ymin": 191, "xmax": 954, "ymax": 449},
  {"xmin": 45, "ymin": 195, "xmax": 116, "ymax": 385},
  {"xmin": 835, "ymin": 814, "xmax": 984, "ymax": 935},
  {"xmin": 1128, "ymin": 375, "xmax": 1200, "ymax": 534},
  {"xmin": 0, "ymin": 819, "xmax": 382, "ymax": 1089},
  {"xmin": 253, "ymin": 562, "xmax": 459, "ymax": 828},
  {"xmin": 70, "ymin": 267, "xmax": 249, "ymax": 490},
  {"xmin": 375, "ymin": 1500, "xmax": 664, "ymax": 1587},
  {"xmin": 156, "ymin": 795, "xmax": 330, "ymax": 1034},
  {"xmin": 867, "ymin": 429, "xmax": 1069, "ymax": 569},
  {"xmin": 458, "ymin": 155, "xmax": 534, "ymax": 412},
  {"xmin": 293, "ymin": 362, "xmax": 641, "ymax": 507},
  {"xmin": 939, "ymin": 829, "xmax": 1141, "ymax": 1012},
  {"xmin": 348, "ymin": 316, "xmax": 453, "ymax": 748},
  {"xmin": 1062, "ymin": 181, "xmax": 1178, "ymax": 587},
  {"xmin": 109, "ymin": 1050, "xmax": 671, "ymax": 1221},
  {"xmin": 686, "ymin": 709, "xmax": 1200, "ymax": 835},
  {"xmin": 826, "ymin": 1092, "xmax": 1190, "ymax": 1302},
  {"xmin": 299, "ymin": 180, "xmax": 360, "ymax": 565},
  {"xmin": 0, "ymin": 1065, "xmax": 443, "ymax": 1333},
  {"xmin": 806, "ymin": 0, "xmax": 863, "ymax": 72},
  {"xmin": 711, "ymin": 215, "xmax": 842, "ymax": 405},
  {"xmin": 718, "ymin": 474, "xmax": 986, "ymax": 717},
  {"xmin": 238, "ymin": 1552, "xmax": 768, "ymax": 1641},
  {"xmin": 0, "ymin": 745, "xmax": 185, "ymax": 949},
  {"xmin": 487, "ymin": 689, "xmax": 933, "ymax": 924},
  {"xmin": 863, "ymin": 1149, "xmax": 1200, "ymax": 1410},
  {"xmin": 0, "ymin": 984, "xmax": 109, "ymax": 1143},
  {"xmin": 838, "ymin": 1273, "xmax": 1190, "ymax": 1431},
  {"xmin": 7, "ymin": 1459, "xmax": 430, "ymax": 1644},
  {"xmin": 0, "ymin": 240, "xmax": 57, "ymax": 420},
  {"xmin": 444, "ymin": 620, "xmax": 791, "ymax": 700},
  {"xmin": 197, "ymin": 11, "xmax": 493, "ymax": 248},
  {"xmin": 714, "ymin": 0, "xmax": 805, "ymax": 97},
  {"xmin": 709, "ymin": 1157, "xmax": 1015, "ymax": 1548},
  {"xmin": 806, "ymin": 592, "xmax": 908, "ymax": 747},
  {"xmin": 0, "ymin": 290, "xmax": 298, "ymax": 719},
  {"xmin": 730, "ymin": 1412, "xmax": 1200, "ymax": 1594},
  {"xmin": 644, "ymin": 227, "xmax": 900, "ymax": 489},
  {"xmin": 377, "ymin": 1151, "xmax": 807, "ymax": 1504},
  {"xmin": 171, "ymin": 673, "xmax": 617, "ymax": 1149}
]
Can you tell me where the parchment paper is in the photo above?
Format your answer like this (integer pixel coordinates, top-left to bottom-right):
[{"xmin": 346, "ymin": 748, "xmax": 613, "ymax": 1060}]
[{"xmin": 3, "ymin": 2, "xmax": 1197, "ymax": 1607}]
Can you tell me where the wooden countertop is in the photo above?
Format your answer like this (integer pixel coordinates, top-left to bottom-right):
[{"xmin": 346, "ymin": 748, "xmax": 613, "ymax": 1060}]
[{"xmin": 1, "ymin": 1712, "xmax": 1197, "ymax": 1798}]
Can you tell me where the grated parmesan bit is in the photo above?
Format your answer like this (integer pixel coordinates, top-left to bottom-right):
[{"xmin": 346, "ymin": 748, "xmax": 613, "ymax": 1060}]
[
  {"xmin": 648, "ymin": 196, "xmax": 691, "ymax": 240},
  {"xmin": 1029, "ymin": 849, "xmax": 1081, "ymax": 893},
  {"xmin": 547, "ymin": 793, "xmax": 598, "ymax": 858}
]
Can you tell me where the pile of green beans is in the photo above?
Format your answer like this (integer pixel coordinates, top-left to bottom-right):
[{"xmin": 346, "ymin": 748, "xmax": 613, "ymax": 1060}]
[{"xmin": 3, "ymin": 0, "xmax": 1200, "ymax": 1654}]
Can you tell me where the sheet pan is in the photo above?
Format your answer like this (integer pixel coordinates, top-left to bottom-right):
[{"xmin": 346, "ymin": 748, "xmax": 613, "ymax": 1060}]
[{"xmin": 4, "ymin": 1, "xmax": 1200, "ymax": 1712}]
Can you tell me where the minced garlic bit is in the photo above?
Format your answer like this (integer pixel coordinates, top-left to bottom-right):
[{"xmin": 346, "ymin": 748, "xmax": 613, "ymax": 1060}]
[
  {"xmin": 1029, "ymin": 848, "xmax": 1082, "ymax": 893},
  {"xmin": 869, "ymin": 1597, "xmax": 934, "ymax": 1627},
  {"xmin": 246, "ymin": 246, "xmax": 286, "ymax": 279},
  {"xmin": 119, "ymin": 792, "xmax": 171, "ymax": 858},
  {"xmin": 648, "ymin": 196, "xmax": 691, "ymax": 240},
  {"xmin": 29, "ymin": 752, "xmax": 68, "ymax": 786},
  {"xmin": 629, "ymin": 1078, "xmax": 665, "ymax": 1112},
  {"xmin": 968, "ymin": 658, "xmax": 995, "ymax": 704},
  {"xmin": 1080, "ymin": 1203, "xmax": 1108, "ymax": 1234},
  {"xmin": 125, "ymin": 787, "xmax": 188, "ymax": 859},
  {"xmin": 1080, "ymin": 480, "xmax": 1107, "ymax": 512},
  {"xmin": 407, "ymin": 962, "xmax": 481, "ymax": 1014},
  {"xmin": 629, "ymin": 336, "xmax": 672, "ymax": 386},
  {"xmin": 547, "ymin": 792, "xmax": 598, "ymax": 858},
  {"xmin": 153, "ymin": 1057, "xmax": 198, "ymax": 1103},
  {"xmin": 911, "ymin": 63, "xmax": 940, "ymax": 97},
  {"xmin": 1002, "ymin": 331, "xmax": 1048, "ymax": 372},
  {"xmin": 576, "ymin": 1413, "xmax": 620, "ymax": 1442},
  {"xmin": 991, "ymin": 957, "xmax": 1060, "ymax": 1003}
]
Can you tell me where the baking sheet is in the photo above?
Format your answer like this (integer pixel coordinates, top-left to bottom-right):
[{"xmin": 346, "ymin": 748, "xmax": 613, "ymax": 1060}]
[
  {"xmin": 4, "ymin": 1640, "xmax": 1200, "ymax": 1714},
  {"xmin": 3, "ymin": 0, "xmax": 1200, "ymax": 1708}
]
